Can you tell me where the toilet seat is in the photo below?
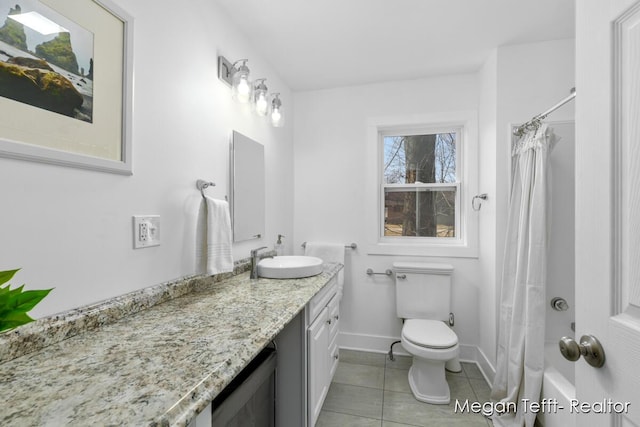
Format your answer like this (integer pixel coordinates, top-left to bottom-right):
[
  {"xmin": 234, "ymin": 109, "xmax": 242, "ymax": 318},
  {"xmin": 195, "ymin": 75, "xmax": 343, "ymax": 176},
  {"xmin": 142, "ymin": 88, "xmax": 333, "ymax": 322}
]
[{"xmin": 402, "ymin": 319, "xmax": 458, "ymax": 349}]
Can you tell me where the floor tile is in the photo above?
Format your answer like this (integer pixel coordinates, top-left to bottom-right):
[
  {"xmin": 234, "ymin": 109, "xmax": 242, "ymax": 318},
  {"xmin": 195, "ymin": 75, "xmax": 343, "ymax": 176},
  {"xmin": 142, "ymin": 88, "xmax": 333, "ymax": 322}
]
[
  {"xmin": 449, "ymin": 376, "xmax": 477, "ymax": 403},
  {"xmin": 333, "ymin": 361, "xmax": 384, "ymax": 389},
  {"xmin": 382, "ymin": 421, "xmax": 419, "ymax": 427},
  {"xmin": 340, "ymin": 349, "xmax": 387, "ymax": 367},
  {"xmin": 384, "ymin": 367, "xmax": 411, "ymax": 393},
  {"xmin": 469, "ymin": 377, "xmax": 492, "ymax": 402},
  {"xmin": 462, "ymin": 362, "xmax": 485, "ymax": 380},
  {"xmin": 316, "ymin": 410, "xmax": 382, "ymax": 427},
  {"xmin": 382, "ymin": 390, "xmax": 488, "ymax": 426},
  {"xmin": 386, "ymin": 354, "xmax": 413, "ymax": 370},
  {"xmin": 322, "ymin": 382, "xmax": 383, "ymax": 420},
  {"xmin": 321, "ymin": 350, "xmax": 493, "ymax": 427}
]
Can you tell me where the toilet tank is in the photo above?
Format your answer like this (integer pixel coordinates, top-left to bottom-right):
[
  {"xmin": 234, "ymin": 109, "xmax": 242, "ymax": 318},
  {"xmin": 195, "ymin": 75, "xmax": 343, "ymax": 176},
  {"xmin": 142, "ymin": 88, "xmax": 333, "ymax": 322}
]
[{"xmin": 393, "ymin": 262, "xmax": 454, "ymax": 321}]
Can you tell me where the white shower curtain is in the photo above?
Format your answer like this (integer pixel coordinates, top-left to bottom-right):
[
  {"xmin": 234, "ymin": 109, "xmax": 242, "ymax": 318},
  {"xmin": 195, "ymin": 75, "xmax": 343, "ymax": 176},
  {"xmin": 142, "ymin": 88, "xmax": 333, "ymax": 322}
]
[{"xmin": 491, "ymin": 124, "xmax": 554, "ymax": 427}]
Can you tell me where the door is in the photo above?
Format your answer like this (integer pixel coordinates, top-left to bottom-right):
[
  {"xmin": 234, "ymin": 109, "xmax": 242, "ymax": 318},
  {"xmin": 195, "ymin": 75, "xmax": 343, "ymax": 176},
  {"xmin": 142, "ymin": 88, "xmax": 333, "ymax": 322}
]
[{"xmin": 576, "ymin": 0, "xmax": 640, "ymax": 425}]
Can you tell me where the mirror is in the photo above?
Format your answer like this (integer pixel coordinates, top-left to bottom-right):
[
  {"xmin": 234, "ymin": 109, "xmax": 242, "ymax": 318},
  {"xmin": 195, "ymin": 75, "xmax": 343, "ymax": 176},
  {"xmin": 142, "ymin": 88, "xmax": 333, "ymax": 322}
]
[{"xmin": 231, "ymin": 131, "xmax": 265, "ymax": 242}]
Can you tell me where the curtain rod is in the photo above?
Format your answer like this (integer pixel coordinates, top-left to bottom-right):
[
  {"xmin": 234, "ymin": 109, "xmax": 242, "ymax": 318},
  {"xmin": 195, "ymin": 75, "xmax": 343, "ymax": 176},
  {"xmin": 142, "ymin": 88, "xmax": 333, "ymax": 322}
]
[{"xmin": 513, "ymin": 87, "xmax": 576, "ymax": 137}]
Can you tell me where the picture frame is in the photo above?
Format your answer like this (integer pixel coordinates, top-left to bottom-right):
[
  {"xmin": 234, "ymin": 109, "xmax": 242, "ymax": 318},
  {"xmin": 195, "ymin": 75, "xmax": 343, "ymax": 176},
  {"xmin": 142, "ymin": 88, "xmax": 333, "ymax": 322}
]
[{"xmin": 0, "ymin": 0, "xmax": 134, "ymax": 175}]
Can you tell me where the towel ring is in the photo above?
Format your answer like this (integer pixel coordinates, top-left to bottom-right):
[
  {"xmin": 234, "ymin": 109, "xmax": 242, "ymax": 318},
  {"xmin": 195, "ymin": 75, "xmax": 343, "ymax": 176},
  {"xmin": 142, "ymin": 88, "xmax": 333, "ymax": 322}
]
[
  {"xmin": 472, "ymin": 194, "xmax": 488, "ymax": 211},
  {"xmin": 196, "ymin": 179, "xmax": 215, "ymax": 199}
]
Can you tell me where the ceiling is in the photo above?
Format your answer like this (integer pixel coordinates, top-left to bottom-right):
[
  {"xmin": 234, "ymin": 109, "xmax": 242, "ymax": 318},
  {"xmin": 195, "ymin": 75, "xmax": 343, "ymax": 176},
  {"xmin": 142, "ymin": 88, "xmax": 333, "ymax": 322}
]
[{"xmin": 213, "ymin": 0, "xmax": 575, "ymax": 92}]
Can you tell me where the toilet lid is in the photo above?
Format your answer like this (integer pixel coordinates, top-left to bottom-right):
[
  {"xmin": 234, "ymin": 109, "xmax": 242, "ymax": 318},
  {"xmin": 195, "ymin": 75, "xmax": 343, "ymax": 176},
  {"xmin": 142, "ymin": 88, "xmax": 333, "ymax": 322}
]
[{"xmin": 403, "ymin": 319, "xmax": 458, "ymax": 349}]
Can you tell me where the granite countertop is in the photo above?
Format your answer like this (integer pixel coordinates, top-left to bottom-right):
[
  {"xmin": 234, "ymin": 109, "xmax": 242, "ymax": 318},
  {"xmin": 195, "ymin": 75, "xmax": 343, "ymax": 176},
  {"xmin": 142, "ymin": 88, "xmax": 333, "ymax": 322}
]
[{"xmin": 0, "ymin": 263, "xmax": 342, "ymax": 426}]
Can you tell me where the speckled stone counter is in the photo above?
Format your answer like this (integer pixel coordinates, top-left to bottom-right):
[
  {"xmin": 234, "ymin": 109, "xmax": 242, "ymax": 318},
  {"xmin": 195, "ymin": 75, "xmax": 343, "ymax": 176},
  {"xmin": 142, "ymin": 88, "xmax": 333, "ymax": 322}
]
[{"xmin": 0, "ymin": 262, "xmax": 342, "ymax": 426}]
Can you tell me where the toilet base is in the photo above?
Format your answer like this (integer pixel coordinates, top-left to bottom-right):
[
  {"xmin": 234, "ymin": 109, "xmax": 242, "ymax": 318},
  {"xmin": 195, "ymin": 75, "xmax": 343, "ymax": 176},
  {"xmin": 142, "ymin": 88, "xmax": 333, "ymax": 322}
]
[
  {"xmin": 445, "ymin": 357, "xmax": 462, "ymax": 373},
  {"xmin": 407, "ymin": 358, "xmax": 451, "ymax": 404}
]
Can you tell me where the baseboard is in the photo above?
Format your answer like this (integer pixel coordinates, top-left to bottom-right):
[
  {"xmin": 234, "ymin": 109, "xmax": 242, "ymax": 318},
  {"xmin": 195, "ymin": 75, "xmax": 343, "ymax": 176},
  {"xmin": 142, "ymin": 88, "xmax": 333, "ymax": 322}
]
[
  {"xmin": 339, "ymin": 331, "xmax": 497, "ymax": 383},
  {"xmin": 475, "ymin": 346, "xmax": 496, "ymax": 385},
  {"xmin": 338, "ymin": 331, "xmax": 409, "ymax": 355}
]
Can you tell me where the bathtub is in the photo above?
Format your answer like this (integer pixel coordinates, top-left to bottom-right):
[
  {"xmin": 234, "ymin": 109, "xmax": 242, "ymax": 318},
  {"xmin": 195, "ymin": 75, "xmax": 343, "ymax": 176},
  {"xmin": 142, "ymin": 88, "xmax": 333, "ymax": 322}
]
[{"xmin": 536, "ymin": 342, "xmax": 576, "ymax": 427}]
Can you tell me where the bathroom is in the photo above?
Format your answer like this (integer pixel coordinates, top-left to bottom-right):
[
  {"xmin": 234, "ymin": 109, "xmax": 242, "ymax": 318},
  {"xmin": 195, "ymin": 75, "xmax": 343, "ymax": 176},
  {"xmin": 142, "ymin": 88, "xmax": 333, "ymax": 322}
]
[{"xmin": 0, "ymin": 0, "xmax": 638, "ymax": 426}]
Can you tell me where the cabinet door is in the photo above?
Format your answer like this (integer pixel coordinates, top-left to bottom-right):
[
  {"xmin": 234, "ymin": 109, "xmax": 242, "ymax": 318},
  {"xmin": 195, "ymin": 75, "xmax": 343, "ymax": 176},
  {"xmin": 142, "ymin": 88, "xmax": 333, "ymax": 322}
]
[
  {"xmin": 307, "ymin": 307, "xmax": 329, "ymax": 427},
  {"xmin": 327, "ymin": 295, "xmax": 340, "ymax": 382},
  {"xmin": 328, "ymin": 333, "xmax": 339, "ymax": 381},
  {"xmin": 327, "ymin": 295, "xmax": 340, "ymax": 341}
]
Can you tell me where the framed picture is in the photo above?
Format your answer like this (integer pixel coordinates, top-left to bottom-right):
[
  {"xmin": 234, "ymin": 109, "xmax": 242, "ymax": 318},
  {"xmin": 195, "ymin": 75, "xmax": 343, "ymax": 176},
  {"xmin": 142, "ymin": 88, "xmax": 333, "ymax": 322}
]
[{"xmin": 0, "ymin": 0, "xmax": 133, "ymax": 174}]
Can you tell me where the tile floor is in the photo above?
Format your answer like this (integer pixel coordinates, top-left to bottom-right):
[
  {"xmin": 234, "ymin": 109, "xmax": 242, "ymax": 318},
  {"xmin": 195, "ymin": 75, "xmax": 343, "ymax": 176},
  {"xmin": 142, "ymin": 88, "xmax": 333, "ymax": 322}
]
[{"xmin": 317, "ymin": 350, "xmax": 493, "ymax": 427}]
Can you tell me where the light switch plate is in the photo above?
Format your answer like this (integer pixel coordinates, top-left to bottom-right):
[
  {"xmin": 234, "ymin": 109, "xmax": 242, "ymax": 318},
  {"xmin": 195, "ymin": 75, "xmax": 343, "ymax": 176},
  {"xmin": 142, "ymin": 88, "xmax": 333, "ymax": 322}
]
[{"xmin": 133, "ymin": 215, "xmax": 160, "ymax": 249}]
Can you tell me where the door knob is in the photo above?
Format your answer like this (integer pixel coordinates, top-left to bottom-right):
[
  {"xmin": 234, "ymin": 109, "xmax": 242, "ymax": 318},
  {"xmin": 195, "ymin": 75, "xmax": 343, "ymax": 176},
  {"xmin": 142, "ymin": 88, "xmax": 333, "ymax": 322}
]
[{"xmin": 558, "ymin": 335, "xmax": 606, "ymax": 368}]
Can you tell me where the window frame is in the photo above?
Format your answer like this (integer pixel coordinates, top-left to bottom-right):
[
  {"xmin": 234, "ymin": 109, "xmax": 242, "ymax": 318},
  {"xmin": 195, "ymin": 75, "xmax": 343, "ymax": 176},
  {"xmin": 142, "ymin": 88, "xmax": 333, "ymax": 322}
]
[
  {"xmin": 365, "ymin": 111, "xmax": 479, "ymax": 258},
  {"xmin": 380, "ymin": 127, "xmax": 462, "ymax": 242}
]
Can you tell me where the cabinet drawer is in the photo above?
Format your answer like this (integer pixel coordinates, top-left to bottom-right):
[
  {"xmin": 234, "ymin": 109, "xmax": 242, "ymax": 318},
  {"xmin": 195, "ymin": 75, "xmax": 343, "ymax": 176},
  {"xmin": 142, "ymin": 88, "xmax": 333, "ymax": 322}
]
[{"xmin": 308, "ymin": 277, "xmax": 337, "ymax": 322}]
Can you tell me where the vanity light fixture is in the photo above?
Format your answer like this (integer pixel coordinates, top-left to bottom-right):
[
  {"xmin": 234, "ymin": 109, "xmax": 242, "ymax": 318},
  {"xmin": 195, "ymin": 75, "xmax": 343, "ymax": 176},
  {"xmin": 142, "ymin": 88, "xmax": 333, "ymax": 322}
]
[
  {"xmin": 218, "ymin": 55, "xmax": 285, "ymax": 127},
  {"xmin": 270, "ymin": 93, "xmax": 283, "ymax": 127},
  {"xmin": 253, "ymin": 79, "xmax": 269, "ymax": 117},
  {"xmin": 218, "ymin": 56, "xmax": 252, "ymax": 103}
]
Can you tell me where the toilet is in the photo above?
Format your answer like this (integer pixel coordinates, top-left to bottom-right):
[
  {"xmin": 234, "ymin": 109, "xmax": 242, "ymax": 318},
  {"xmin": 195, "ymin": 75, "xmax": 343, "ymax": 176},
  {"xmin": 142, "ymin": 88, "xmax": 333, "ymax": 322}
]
[{"xmin": 393, "ymin": 262, "xmax": 461, "ymax": 404}]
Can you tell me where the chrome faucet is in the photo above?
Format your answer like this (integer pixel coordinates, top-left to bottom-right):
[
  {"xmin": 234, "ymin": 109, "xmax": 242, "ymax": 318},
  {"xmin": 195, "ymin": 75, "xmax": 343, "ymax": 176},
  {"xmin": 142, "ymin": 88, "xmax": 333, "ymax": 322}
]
[{"xmin": 250, "ymin": 246, "xmax": 271, "ymax": 279}]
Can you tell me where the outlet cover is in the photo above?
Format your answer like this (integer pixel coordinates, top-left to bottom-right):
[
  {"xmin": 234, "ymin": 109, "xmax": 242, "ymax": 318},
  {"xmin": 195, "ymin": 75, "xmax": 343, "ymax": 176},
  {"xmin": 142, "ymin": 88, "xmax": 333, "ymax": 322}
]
[{"xmin": 133, "ymin": 215, "xmax": 160, "ymax": 249}]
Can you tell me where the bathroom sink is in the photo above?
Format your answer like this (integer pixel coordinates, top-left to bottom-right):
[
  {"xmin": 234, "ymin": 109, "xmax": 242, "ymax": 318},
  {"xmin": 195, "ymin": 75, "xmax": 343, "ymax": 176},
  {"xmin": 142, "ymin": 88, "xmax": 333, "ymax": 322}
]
[{"xmin": 258, "ymin": 256, "xmax": 324, "ymax": 279}]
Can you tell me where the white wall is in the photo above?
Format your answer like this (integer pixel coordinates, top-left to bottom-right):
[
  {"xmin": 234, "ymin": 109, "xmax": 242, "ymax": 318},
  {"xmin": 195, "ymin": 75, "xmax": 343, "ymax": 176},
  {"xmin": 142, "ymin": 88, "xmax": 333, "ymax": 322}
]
[
  {"xmin": 0, "ymin": 0, "xmax": 294, "ymax": 317},
  {"xmin": 478, "ymin": 49, "xmax": 498, "ymax": 371},
  {"xmin": 294, "ymin": 40, "xmax": 574, "ymax": 361},
  {"xmin": 293, "ymin": 75, "xmax": 482, "ymax": 355},
  {"xmin": 475, "ymin": 38, "xmax": 576, "ymax": 374}
]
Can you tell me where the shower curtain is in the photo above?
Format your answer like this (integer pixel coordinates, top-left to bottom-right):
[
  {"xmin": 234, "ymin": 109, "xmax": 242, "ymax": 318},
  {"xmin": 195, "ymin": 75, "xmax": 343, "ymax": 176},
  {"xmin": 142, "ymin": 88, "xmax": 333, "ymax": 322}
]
[{"xmin": 491, "ymin": 124, "xmax": 554, "ymax": 427}]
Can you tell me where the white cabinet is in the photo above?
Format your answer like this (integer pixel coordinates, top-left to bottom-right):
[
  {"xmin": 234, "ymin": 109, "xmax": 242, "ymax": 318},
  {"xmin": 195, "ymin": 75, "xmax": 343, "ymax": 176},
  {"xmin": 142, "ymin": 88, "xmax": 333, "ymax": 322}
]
[
  {"xmin": 307, "ymin": 278, "xmax": 340, "ymax": 427},
  {"xmin": 308, "ymin": 305, "xmax": 329, "ymax": 425}
]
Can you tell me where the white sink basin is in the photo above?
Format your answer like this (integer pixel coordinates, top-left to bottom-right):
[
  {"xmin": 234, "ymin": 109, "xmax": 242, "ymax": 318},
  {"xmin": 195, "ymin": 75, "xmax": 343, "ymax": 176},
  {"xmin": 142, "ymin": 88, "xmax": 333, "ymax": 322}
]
[{"xmin": 258, "ymin": 256, "xmax": 324, "ymax": 279}]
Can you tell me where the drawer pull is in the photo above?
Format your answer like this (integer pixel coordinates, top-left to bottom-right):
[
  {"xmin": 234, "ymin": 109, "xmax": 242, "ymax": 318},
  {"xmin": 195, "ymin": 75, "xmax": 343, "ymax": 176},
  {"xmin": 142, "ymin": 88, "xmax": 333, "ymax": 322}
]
[
  {"xmin": 334, "ymin": 315, "xmax": 339, "ymax": 320},
  {"xmin": 326, "ymin": 319, "xmax": 332, "ymax": 325}
]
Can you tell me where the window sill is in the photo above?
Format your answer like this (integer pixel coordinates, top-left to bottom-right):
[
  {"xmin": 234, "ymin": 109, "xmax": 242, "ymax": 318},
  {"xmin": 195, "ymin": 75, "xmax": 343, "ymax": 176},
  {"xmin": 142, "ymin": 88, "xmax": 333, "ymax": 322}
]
[{"xmin": 366, "ymin": 241, "xmax": 478, "ymax": 258}]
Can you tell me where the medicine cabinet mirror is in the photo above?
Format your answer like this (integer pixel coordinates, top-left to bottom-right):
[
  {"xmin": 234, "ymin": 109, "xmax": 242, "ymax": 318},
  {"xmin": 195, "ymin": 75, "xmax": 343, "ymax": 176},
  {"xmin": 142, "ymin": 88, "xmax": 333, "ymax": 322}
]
[{"xmin": 230, "ymin": 131, "xmax": 265, "ymax": 242}]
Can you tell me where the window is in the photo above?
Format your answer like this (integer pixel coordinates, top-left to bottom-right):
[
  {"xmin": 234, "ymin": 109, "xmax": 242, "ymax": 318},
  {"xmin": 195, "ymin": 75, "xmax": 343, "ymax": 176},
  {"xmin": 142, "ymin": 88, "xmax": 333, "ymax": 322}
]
[
  {"xmin": 365, "ymin": 111, "xmax": 478, "ymax": 257},
  {"xmin": 382, "ymin": 130, "xmax": 459, "ymax": 239}
]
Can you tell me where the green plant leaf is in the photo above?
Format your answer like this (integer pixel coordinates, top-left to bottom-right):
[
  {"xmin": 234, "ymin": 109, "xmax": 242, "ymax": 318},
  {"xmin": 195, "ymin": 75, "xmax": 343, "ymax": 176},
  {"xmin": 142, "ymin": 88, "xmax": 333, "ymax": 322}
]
[
  {"xmin": 0, "ymin": 311, "xmax": 34, "ymax": 332},
  {"xmin": 0, "ymin": 269, "xmax": 20, "ymax": 286},
  {"xmin": 8, "ymin": 284, "xmax": 25, "ymax": 297},
  {"xmin": 10, "ymin": 288, "xmax": 52, "ymax": 312},
  {"xmin": 0, "ymin": 269, "xmax": 52, "ymax": 333},
  {"xmin": 0, "ymin": 285, "xmax": 10, "ymax": 309}
]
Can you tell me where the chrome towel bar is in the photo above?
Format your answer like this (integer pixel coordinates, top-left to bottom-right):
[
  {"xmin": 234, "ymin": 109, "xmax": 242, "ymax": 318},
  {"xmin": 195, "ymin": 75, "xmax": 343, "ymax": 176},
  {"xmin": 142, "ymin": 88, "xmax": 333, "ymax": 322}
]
[
  {"xmin": 301, "ymin": 242, "xmax": 357, "ymax": 249},
  {"xmin": 366, "ymin": 268, "xmax": 392, "ymax": 276}
]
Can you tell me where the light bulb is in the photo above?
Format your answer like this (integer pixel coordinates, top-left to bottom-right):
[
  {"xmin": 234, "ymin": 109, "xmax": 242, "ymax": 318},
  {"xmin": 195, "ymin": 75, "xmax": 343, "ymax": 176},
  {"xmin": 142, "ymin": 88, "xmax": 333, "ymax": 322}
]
[
  {"xmin": 271, "ymin": 107, "xmax": 282, "ymax": 126},
  {"xmin": 236, "ymin": 77, "xmax": 251, "ymax": 103},
  {"xmin": 256, "ymin": 93, "xmax": 268, "ymax": 116},
  {"xmin": 231, "ymin": 60, "xmax": 251, "ymax": 103},
  {"xmin": 270, "ymin": 93, "xmax": 283, "ymax": 127},
  {"xmin": 253, "ymin": 79, "xmax": 269, "ymax": 116}
]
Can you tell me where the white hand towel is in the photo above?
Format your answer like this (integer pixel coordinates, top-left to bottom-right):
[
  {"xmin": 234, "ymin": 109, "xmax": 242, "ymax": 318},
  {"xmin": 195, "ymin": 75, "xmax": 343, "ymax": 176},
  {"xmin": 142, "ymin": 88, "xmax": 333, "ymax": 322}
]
[
  {"xmin": 304, "ymin": 242, "xmax": 345, "ymax": 287},
  {"xmin": 205, "ymin": 196, "xmax": 233, "ymax": 275}
]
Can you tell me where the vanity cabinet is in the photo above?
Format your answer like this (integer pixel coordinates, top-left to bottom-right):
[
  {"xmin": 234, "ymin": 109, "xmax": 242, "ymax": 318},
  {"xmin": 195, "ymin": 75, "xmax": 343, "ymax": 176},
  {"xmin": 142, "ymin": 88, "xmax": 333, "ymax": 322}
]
[
  {"xmin": 190, "ymin": 275, "xmax": 341, "ymax": 427},
  {"xmin": 307, "ymin": 277, "xmax": 340, "ymax": 426}
]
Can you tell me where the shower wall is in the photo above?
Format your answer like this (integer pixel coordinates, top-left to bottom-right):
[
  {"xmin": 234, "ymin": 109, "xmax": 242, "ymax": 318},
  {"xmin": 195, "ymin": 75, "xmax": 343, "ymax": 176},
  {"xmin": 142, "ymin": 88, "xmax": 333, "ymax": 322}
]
[{"xmin": 546, "ymin": 120, "xmax": 576, "ymax": 343}]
